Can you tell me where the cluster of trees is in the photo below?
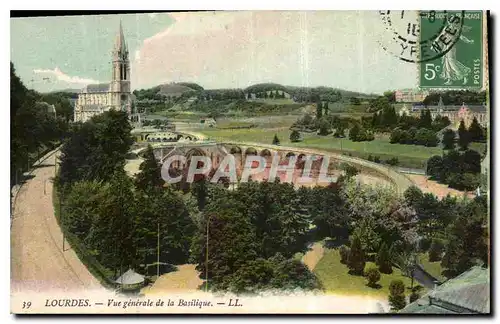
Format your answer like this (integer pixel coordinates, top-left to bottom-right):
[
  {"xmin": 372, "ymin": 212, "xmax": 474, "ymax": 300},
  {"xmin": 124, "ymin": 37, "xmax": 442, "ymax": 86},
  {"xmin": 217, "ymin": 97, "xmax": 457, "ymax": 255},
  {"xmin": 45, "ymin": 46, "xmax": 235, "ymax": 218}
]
[
  {"xmin": 61, "ymin": 144, "xmax": 196, "ymax": 275},
  {"xmin": 244, "ymin": 83, "xmax": 287, "ymax": 94},
  {"xmin": 348, "ymin": 124, "xmax": 374, "ymax": 142},
  {"xmin": 291, "ymin": 113, "xmax": 358, "ymax": 139},
  {"xmin": 423, "ymin": 90, "xmax": 487, "ymax": 106},
  {"xmin": 404, "ymin": 186, "xmax": 488, "ymax": 278},
  {"xmin": 387, "ymin": 109, "xmax": 452, "ymax": 148},
  {"xmin": 441, "ymin": 118, "xmax": 486, "ymax": 151},
  {"xmin": 58, "ymin": 113, "xmax": 196, "ymax": 280},
  {"xmin": 11, "ymin": 63, "xmax": 70, "ymax": 186},
  {"xmin": 251, "ymin": 90, "xmax": 287, "ymax": 99},
  {"xmin": 390, "ymin": 127, "xmax": 438, "ymax": 147},
  {"xmin": 189, "ymin": 181, "xmax": 320, "ymax": 293},
  {"xmin": 199, "ymin": 89, "xmax": 246, "ymax": 101},
  {"xmin": 287, "ymin": 86, "xmax": 342, "ymax": 103},
  {"xmin": 426, "ymin": 148, "xmax": 482, "ymax": 190}
]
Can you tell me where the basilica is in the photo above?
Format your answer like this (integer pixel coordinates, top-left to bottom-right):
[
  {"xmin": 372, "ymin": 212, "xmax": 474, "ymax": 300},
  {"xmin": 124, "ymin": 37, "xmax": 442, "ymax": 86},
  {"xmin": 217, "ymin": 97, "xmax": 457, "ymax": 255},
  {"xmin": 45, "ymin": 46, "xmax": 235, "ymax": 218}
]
[{"xmin": 73, "ymin": 22, "xmax": 132, "ymax": 123}]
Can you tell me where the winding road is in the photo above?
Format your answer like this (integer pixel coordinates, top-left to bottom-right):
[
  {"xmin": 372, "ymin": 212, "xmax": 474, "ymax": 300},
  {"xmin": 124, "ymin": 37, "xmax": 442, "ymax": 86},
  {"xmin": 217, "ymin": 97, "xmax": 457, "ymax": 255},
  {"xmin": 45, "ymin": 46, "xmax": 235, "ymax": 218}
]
[{"xmin": 10, "ymin": 150, "xmax": 102, "ymax": 294}]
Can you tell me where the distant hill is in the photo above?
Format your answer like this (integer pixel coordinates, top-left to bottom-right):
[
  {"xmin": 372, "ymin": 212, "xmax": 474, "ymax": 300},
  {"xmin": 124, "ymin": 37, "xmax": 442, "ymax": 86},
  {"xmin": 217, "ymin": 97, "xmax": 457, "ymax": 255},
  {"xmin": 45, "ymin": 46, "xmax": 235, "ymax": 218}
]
[
  {"xmin": 158, "ymin": 83, "xmax": 196, "ymax": 96},
  {"xmin": 44, "ymin": 88, "xmax": 81, "ymax": 95}
]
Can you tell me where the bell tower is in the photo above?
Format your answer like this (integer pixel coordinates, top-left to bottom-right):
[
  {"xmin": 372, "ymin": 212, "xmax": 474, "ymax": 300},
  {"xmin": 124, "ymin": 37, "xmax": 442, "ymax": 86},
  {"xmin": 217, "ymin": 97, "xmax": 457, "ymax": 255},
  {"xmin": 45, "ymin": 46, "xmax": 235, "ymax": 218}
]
[{"xmin": 110, "ymin": 21, "xmax": 131, "ymax": 115}]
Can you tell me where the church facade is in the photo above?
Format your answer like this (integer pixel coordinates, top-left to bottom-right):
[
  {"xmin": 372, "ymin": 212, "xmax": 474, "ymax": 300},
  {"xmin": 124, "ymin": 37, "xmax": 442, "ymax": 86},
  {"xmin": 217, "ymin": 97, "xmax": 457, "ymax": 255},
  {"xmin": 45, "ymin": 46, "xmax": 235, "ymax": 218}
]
[{"xmin": 74, "ymin": 22, "xmax": 132, "ymax": 123}]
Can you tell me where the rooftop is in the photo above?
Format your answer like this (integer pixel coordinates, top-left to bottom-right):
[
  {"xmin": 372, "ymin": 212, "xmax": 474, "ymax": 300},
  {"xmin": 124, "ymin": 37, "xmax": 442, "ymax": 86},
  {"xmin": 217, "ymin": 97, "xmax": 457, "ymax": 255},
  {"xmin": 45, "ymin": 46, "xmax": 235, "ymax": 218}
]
[
  {"xmin": 83, "ymin": 83, "xmax": 110, "ymax": 93},
  {"xmin": 400, "ymin": 266, "xmax": 490, "ymax": 314}
]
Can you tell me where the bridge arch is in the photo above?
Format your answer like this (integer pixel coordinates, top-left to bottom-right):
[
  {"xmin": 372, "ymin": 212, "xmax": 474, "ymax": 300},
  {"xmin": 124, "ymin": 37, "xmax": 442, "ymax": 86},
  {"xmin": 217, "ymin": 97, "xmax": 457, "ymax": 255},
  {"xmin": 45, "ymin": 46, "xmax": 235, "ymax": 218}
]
[
  {"xmin": 245, "ymin": 147, "xmax": 258, "ymax": 156},
  {"xmin": 260, "ymin": 149, "xmax": 272, "ymax": 157},
  {"xmin": 230, "ymin": 146, "xmax": 242, "ymax": 154}
]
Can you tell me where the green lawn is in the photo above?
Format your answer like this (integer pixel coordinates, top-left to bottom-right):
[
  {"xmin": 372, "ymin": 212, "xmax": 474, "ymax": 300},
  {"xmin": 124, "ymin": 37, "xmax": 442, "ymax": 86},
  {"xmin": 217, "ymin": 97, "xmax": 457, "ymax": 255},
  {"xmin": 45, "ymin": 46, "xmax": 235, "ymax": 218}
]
[
  {"xmin": 314, "ymin": 248, "xmax": 414, "ymax": 297},
  {"xmin": 418, "ymin": 253, "xmax": 447, "ymax": 282},
  {"xmin": 199, "ymin": 127, "xmax": 443, "ymax": 169}
]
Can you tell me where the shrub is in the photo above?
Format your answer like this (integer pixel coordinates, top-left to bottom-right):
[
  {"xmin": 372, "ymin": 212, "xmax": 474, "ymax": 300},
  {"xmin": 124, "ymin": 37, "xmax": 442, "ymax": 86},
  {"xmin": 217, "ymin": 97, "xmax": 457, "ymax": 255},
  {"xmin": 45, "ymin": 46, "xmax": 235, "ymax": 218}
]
[
  {"xmin": 389, "ymin": 280, "xmax": 407, "ymax": 311},
  {"xmin": 386, "ymin": 157, "xmax": 399, "ymax": 166},
  {"xmin": 409, "ymin": 286, "xmax": 423, "ymax": 303},
  {"xmin": 365, "ymin": 265, "xmax": 381, "ymax": 287},
  {"xmin": 290, "ymin": 130, "xmax": 301, "ymax": 142},
  {"xmin": 339, "ymin": 245, "xmax": 351, "ymax": 264}
]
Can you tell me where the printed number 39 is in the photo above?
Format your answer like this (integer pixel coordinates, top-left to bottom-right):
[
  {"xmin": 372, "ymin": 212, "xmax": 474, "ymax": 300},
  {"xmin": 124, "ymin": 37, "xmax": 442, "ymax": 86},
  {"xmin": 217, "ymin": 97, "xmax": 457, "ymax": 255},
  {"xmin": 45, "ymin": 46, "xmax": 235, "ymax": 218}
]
[
  {"xmin": 424, "ymin": 63, "xmax": 439, "ymax": 80},
  {"xmin": 22, "ymin": 301, "xmax": 31, "ymax": 309}
]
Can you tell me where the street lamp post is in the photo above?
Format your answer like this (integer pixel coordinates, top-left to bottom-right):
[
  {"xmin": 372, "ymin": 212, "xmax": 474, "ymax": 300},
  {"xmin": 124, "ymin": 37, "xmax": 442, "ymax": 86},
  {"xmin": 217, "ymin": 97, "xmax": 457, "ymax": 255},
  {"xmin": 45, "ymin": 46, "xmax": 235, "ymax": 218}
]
[
  {"xmin": 157, "ymin": 222, "xmax": 160, "ymax": 278},
  {"xmin": 205, "ymin": 215, "xmax": 212, "ymax": 293}
]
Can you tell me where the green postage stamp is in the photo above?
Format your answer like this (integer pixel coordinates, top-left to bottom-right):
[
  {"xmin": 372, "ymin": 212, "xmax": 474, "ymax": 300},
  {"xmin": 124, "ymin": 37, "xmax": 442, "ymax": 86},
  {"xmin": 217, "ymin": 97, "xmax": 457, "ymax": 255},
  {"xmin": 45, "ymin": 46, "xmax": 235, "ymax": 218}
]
[{"xmin": 419, "ymin": 11, "xmax": 484, "ymax": 89}]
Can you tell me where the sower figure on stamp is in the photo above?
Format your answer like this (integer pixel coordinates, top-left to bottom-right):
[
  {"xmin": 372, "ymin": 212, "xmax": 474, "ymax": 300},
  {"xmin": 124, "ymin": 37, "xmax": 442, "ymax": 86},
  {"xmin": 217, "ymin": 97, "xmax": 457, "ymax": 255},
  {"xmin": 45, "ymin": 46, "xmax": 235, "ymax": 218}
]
[{"xmin": 439, "ymin": 25, "xmax": 474, "ymax": 85}]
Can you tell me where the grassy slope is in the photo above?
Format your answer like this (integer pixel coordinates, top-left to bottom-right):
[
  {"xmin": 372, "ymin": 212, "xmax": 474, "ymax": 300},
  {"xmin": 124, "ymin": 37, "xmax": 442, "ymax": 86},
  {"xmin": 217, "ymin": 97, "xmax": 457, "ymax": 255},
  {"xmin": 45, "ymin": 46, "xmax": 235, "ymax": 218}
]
[
  {"xmin": 418, "ymin": 253, "xmax": 447, "ymax": 282},
  {"xmin": 314, "ymin": 249, "xmax": 414, "ymax": 297}
]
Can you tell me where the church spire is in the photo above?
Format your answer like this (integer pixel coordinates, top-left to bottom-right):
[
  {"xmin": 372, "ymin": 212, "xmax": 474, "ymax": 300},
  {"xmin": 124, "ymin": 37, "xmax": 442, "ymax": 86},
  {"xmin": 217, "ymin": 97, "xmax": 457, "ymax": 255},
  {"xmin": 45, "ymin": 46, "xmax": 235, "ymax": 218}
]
[{"xmin": 114, "ymin": 20, "xmax": 127, "ymax": 54}]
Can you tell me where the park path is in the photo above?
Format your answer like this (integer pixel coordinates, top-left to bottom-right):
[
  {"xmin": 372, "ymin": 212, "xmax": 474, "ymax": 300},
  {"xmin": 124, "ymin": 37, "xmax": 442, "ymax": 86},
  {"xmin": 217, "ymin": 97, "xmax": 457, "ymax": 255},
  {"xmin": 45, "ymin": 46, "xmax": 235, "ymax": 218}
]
[
  {"xmin": 141, "ymin": 264, "xmax": 203, "ymax": 295},
  {"xmin": 11, "ymin": 150, "xmax": 102, "ymax": 294},
  {"xmin": 302, "ymin": 242, "xmax": 325, "ymax": 271}
]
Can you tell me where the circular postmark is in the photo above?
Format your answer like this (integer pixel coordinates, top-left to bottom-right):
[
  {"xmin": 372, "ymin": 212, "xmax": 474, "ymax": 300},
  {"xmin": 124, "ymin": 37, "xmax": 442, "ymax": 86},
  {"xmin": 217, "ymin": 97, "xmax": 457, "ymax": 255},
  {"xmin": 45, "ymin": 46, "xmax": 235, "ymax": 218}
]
[{"xmin": 377, "ymin": 10, "xmax": 465, "ymax": 63}]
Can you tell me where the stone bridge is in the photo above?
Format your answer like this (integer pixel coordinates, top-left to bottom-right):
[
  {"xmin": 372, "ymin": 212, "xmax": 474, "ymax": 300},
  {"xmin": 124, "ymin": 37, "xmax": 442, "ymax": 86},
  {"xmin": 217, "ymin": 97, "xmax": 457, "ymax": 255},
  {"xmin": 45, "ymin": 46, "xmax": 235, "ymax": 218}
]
[{"xmin": 134, "ymin": 140, "xmax": 413, "ymax": 194}]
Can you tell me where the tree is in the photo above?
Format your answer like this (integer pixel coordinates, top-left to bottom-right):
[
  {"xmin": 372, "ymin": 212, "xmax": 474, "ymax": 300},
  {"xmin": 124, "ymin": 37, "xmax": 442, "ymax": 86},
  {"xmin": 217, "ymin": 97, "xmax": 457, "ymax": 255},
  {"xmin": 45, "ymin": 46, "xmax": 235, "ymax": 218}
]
[
  {"xmin": 365, "ymin": 265, "xmax": 381, "ymax": 288},
  {"xmin": 386, "ymin": 157, "xmax": 399, "ymax": 166},
  {"xmin": 85, "ymin": 171, "xmax": 137, "ymax": 272},
  {"xmin": 383, "ymin": 90, "xmax": 396, "ymax": 103},
  {"xmin": 190, "ymin": 195, "xmax": 258, "ymax": 291},
  {"xmin": 323, "ymin": 102, "xmax": 329, "ymax": 115},
  {"xmin": 272, "ymin": 134, "xmax": 280, "ymax": 145},
  {"xmin": 388, "ymin": 280, "xmax": 407, "ymax": 311},
  {"xmin": 350, "ymin": 97, "xmax": 361, "ymax": 105},
  {"xmin": 134, "ymin": 186, "xmax": 196, "ymax": 266},
  {"xmin": 317, "ymin": 118, "xmax": 331, "ymax": 135},
  {"xmin": 442, "ymin": 129, "xmax": 456, "ymax": 150},
  {"xmin": 58, "ymin": 110, "xmax": 133, "ymax": 189},
  {"xmin": 316, "ymin": 102, "xmax": 323, "ymax": 119},
  {"xmin": 458, "ymin": 119, "xmax": 471, "ymax": 150},
  {"xmin": 348, "ymin": 124, "xmax": 360, "ymax": 141},
  {"xmin": 468, "ymin": 117, "xmax": 485, "ymax": 142},
  {"xmin": 290, "ymin": 130, "xmax": 301, "ymax": 142},
  {"xmin": 419, "ymin": 109, "xmax": 433, "ymax": 129},
  {"xmin": 441, "ymin": 197, "xmax": 488, "ymax": 277},
  {"xmin": 341, "ymin": 163, "xmax": 359, "ymax": 179},
  {"xmin": 348, "ymin": 234, "xmax": 366, "ymax": 275},
  {"xmin": 134, "ymin": 145, "xmax": 165, "ymax": 191},
  {"xmin": 428, "ymin": 238, "xmax": 445, "ymax": 262},
  {"xmin": 376, "ymin": 243, "xmax": 393, "ymax": 274},
  {"xmin": 63, "ymin": 180, "xmax": 110, "ymax": 239},
  {"xmin": 409, "ymin": 286, "xmax": 423, "ymax": 303}
]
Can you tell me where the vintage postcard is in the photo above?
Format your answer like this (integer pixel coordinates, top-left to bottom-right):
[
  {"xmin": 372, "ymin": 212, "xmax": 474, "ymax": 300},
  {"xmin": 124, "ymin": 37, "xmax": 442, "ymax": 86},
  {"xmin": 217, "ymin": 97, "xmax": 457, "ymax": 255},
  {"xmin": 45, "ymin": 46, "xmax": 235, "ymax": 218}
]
[{"xmin": 10, "ymin": 10, "xmax": 490, "ymax": 314}]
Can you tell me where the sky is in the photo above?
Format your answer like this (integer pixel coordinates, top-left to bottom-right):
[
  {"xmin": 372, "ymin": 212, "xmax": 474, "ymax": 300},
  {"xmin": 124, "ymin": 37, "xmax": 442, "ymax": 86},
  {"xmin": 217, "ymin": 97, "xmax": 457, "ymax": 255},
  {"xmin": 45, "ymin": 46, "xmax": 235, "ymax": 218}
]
[{"xmin": 10, "ymin": 11, "xmax": 419, "ymax": 95}]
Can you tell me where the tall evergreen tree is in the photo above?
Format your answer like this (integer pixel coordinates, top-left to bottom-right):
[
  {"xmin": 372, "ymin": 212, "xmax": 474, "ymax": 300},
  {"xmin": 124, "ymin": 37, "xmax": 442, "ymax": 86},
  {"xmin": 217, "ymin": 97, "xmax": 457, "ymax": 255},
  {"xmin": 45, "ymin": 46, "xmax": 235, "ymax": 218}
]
[
  {"xmin": 272, "ymin": 134, "xmax": 280, "ymax": 145},
  {"xmin": 458, "ymin": 119, "xmax": 471, "ymax": 150},
  {"xmin": 135, "ymin": 145, "xmax": 165, "ymax": 191},
  {"xmin": 468, "ymin": 117, "xmax": 485, "ymax": 142},
  {"xmin": 442, "ymin": 129, "xmax": 456, "ymax": 150},
  {"xmin": 348, "ymin": 234, "xmax": 366, "ymax": 275},
  {"xmin": 316, "ymin": 102, "xmax": 323, "ymax": 119},
  {"xmin": 323, "ymin": 102, "xmax": 329, "ymax": 115},
  {"xmin": 376, "ymin": 242, "xmax": 393, "ymax": 274}
]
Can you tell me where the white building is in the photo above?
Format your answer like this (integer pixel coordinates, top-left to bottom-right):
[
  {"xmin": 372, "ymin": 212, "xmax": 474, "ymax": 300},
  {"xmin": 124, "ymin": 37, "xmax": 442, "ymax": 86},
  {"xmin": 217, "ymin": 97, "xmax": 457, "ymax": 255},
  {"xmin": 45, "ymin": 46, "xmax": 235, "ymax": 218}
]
[{"xmin": 74, "ymin": 22, "xmax": 132, "ymax": 123}]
